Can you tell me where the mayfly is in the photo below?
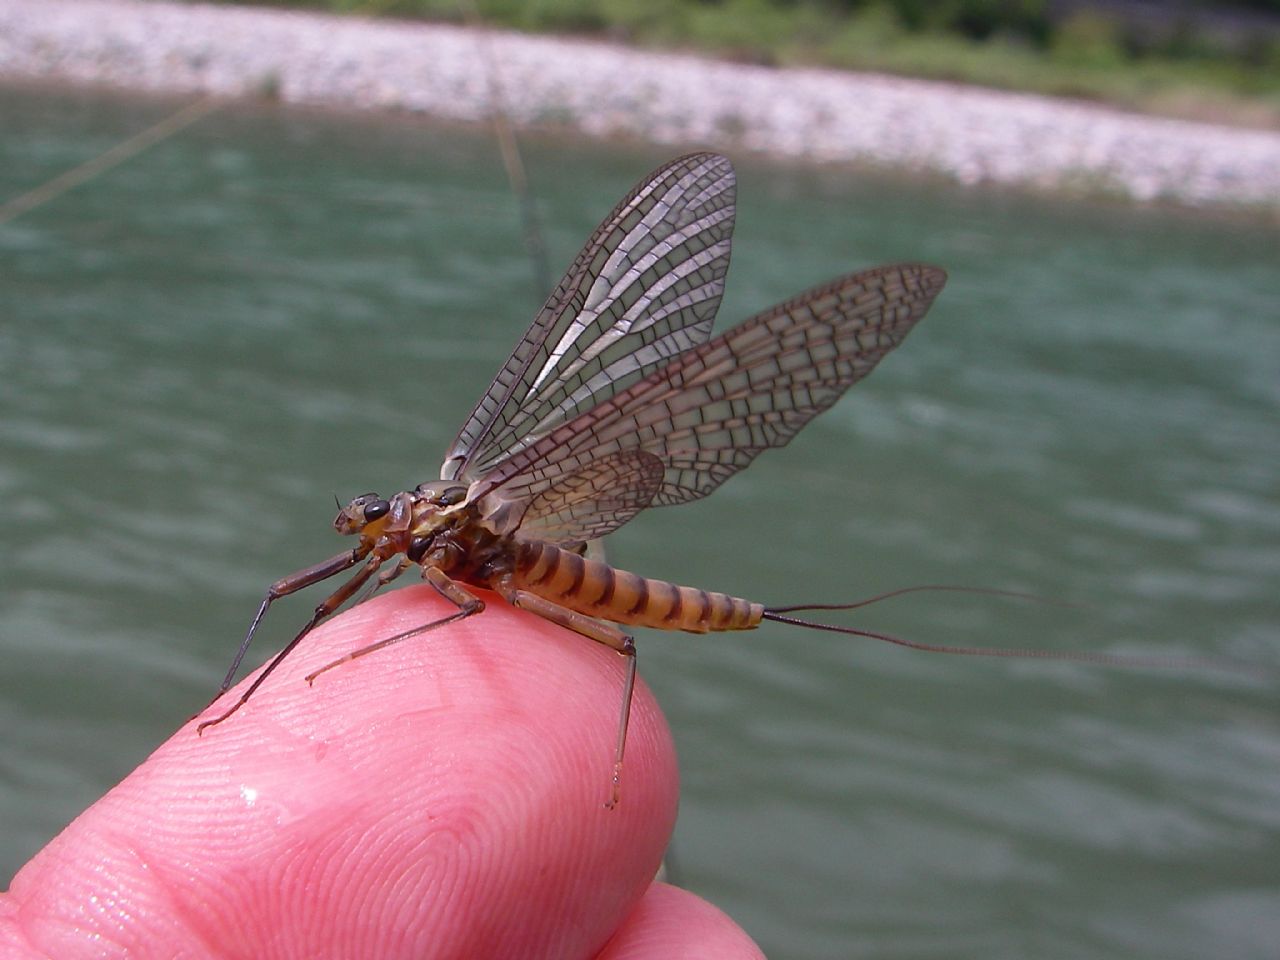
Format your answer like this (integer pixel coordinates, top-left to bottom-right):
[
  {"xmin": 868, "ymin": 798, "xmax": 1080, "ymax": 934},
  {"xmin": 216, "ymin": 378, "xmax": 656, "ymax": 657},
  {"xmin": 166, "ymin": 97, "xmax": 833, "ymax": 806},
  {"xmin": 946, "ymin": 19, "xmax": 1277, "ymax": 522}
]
[{"xmin": 198, "ymin": 152, "xmax": 950, "ymax": 803}]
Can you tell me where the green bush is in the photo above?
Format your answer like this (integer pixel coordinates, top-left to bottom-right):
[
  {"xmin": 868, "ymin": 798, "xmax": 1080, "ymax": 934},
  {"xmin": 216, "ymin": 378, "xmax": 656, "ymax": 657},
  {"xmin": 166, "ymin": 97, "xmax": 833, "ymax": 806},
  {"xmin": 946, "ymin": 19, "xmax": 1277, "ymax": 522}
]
[{"xmin": 1051, "ymin": 10, "xmax": 1125, "ymax": 69}]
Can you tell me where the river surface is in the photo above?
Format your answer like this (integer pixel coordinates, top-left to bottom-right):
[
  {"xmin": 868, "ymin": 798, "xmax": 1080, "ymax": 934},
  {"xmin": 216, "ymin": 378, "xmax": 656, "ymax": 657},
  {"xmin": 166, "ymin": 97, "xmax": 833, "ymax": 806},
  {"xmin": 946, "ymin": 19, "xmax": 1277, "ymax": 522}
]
[{"xmin": 2, "ymin": 84, "xmax": 1277, "ymax": 959}]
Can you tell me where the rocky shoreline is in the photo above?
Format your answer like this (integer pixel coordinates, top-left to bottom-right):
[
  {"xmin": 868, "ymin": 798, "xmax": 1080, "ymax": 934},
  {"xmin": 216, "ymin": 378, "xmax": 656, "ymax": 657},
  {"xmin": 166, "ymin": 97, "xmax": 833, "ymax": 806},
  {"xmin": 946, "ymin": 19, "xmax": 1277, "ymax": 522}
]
[{"xmin": 3, "ymin": 0, "xmax": 1279, "ymax": 210}]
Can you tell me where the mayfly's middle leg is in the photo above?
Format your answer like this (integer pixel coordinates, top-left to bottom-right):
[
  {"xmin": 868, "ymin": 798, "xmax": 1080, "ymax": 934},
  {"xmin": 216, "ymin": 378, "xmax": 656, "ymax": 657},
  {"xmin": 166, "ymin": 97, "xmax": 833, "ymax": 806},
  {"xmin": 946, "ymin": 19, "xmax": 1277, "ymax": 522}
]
[
  {"xmin": 196, "ymin": 548, "xmax": 385, "ymax": 733},
  {"xmin": 496, "ymin": 583, "xmax": 637, "ymax": 810},
  {"xmin": 302, "ymin": 565, "xmax": 486, "ymax": 685},
  {"xmin": 353, "ymin": 555, "xmax": 413, "ymax": 608}
]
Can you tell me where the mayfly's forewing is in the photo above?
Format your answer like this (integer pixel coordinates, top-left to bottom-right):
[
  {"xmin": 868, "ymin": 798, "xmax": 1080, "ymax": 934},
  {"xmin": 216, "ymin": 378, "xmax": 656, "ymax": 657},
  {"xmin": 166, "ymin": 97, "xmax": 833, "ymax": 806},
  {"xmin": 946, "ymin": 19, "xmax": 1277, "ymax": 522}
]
[
  {"xmin": 472, "ymin": 264, "xmax": 946, "ymax": 542},
  {"xmin": 440, "ymin": 153, "xmax": 737, "ymax": 484}
]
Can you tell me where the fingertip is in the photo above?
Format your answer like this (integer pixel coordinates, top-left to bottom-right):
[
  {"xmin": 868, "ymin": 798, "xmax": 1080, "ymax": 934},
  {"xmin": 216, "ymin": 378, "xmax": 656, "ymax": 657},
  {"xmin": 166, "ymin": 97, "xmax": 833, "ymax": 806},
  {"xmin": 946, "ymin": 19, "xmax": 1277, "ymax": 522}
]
[
  {"xmin": 14, "ymin": 585, "xmax": 681, "ymax": 957},
  {"xmin": 598, "ymin": 883, "xmax": 766, "ymax": 960}
]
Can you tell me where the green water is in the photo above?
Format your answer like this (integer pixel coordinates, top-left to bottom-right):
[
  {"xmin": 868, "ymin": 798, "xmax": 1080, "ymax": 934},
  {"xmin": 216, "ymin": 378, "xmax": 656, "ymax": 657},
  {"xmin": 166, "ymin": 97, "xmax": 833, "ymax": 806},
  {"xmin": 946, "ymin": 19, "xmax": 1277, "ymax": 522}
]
[{"xmin": 1, "ymin": 84, "xmax": 1277, "ymax": 959}]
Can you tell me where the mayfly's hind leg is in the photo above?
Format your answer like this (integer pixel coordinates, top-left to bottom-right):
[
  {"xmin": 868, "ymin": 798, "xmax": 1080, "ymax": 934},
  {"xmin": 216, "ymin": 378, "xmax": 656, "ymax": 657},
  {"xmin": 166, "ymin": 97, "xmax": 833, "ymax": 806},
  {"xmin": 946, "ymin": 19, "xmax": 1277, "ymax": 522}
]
[
  {"xmin": 496, "ymin": 583, "xmax": 636, "ymax": 810},
  {"xmin": 197, "ymin": 549, "xmax": 385, "ymax": 733},
  {"xmin": 303, "ymin": 565, "xmax": 485, "ymax": 685}
]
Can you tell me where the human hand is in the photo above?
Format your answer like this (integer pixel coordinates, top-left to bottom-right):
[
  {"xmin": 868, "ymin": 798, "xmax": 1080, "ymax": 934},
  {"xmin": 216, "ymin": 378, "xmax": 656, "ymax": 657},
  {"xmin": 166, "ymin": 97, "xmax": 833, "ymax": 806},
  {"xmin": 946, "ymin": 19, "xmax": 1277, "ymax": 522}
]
[{"xmin": 1, "ymin": 585, "xmax": 764, "ymax": 958}]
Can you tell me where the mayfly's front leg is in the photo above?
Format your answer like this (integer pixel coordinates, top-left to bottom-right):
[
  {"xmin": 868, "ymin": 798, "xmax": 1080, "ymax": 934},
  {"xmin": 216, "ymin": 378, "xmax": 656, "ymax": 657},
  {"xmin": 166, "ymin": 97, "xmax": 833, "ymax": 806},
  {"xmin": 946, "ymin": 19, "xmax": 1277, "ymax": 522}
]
[
  {"xmin": 214, "ymin": 546, "xmax": 370, "ymax": 698},
  {"xmin": 196, "ymin": 547, "xmax": 385, "ymax": 733},
  {"xmin": 494, "ymin": 580, "xmax": 637, "ymax": 810},
  {"xmin": 303, "ymin": 566, "xmax": 486, "ymax": 685}
]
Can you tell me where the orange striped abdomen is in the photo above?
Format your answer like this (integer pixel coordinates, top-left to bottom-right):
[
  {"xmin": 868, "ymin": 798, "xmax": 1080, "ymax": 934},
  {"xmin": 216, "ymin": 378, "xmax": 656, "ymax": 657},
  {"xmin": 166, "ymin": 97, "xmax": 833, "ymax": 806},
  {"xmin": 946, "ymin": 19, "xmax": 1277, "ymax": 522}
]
[{"xmin": 513, "ymin": 540, "xmax": 762, "ymax": 633}]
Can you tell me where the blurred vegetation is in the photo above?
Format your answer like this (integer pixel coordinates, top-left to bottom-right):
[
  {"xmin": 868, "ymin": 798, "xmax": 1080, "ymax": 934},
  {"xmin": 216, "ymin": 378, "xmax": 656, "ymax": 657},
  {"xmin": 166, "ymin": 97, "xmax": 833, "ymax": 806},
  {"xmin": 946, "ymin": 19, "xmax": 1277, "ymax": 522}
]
[{"xmin": 228, "ymin": 0, "xmax": 1280, "ymax": 126}]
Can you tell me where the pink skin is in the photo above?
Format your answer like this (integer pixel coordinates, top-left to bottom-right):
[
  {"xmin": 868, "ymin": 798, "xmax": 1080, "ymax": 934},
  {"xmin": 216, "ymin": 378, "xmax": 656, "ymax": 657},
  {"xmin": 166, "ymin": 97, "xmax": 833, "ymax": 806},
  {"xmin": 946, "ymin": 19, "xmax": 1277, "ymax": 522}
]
[{"xmin": 0, "ymin": 586, "xmax": 763, "ymax": 959}]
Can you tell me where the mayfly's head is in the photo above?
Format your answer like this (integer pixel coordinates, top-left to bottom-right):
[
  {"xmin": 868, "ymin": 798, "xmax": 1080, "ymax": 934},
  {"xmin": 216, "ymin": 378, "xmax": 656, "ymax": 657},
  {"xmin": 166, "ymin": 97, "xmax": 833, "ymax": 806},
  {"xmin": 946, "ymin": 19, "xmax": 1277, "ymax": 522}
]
[{"xmin": 333, "ymin": 491, "xmax": 396, "ymax": 537}]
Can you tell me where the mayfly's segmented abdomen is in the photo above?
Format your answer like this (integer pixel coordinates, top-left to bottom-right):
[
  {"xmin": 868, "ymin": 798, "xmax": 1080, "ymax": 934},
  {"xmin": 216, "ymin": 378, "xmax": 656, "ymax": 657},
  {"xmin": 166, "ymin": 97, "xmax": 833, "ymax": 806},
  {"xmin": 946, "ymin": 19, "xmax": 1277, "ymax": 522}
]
[{"xmin": 513, "ymin": 540, "xmax": 762, "ymax": 633}]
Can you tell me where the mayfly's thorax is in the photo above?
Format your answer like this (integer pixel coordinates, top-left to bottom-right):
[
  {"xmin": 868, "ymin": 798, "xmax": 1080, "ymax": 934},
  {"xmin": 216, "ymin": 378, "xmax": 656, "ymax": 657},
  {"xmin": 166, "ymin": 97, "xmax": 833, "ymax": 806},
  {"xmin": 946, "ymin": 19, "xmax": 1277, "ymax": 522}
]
[{"xmin": 366, "ymin": 489, "xmax": 514, "ymax": 589}]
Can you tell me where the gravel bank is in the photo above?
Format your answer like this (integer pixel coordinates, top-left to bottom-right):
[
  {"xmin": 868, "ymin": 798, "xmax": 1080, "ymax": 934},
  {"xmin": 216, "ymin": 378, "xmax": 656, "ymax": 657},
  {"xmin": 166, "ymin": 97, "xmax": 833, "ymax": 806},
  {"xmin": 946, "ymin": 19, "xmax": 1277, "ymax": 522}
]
[{"xmin": 3, "ymin": 0, "xmax": 1279, "ymax": 209}]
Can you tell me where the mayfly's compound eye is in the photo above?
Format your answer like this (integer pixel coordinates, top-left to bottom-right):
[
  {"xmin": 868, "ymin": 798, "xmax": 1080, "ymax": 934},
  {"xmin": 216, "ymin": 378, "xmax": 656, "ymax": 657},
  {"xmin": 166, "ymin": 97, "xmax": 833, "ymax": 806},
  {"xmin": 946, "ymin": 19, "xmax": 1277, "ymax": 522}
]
[
  {"xmin": 406, "ymin": 535, "xmax": 433, "ymax": 563},
  {"xmin": 435, "ymin": 486, "xmax": 467, "ymax": 507},
  {"xmin": 362, "ymin": 498, "xmax": 391, "ymax": 522}
]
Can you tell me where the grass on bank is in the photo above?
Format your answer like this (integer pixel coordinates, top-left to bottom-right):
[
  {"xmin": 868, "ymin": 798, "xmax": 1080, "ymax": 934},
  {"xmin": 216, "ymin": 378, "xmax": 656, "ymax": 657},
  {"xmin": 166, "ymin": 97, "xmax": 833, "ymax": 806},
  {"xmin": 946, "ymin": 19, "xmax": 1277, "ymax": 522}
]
[{"xmin": 222, "ymin": 0, "xmax": 1280, "ymax": 128}]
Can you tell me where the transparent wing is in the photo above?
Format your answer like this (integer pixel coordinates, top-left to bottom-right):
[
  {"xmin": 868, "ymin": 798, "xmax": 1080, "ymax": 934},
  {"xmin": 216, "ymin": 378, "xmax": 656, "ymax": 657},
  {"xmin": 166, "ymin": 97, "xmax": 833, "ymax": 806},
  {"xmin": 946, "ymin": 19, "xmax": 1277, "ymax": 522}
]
[
  {"xmin": 473, "ymin": 264, "xmax": 947, "ymax": 542},
  {"xmin": 515, "ymin": 449, "xmax": 664, "ymax": 544},
  {"xmin": 440, "ymin": 153, "xmax": 736, "ymax": 483}
]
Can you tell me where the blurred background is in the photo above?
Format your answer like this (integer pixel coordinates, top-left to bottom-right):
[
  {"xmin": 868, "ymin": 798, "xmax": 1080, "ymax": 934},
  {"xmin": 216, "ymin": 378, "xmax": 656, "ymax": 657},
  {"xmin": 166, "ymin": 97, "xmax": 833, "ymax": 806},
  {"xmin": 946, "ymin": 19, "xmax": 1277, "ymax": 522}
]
[
  {"xmin": 2, "ymin": 2, "xmax": 1278, "ymax": 958},
  {"xmin": 235, "ymin": 0, "xmax": 1280, "ymax": 126}
]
